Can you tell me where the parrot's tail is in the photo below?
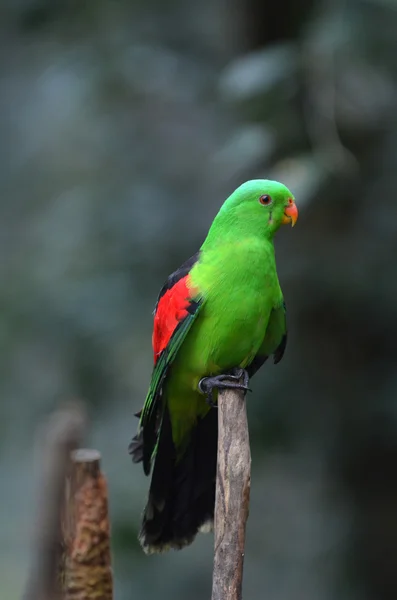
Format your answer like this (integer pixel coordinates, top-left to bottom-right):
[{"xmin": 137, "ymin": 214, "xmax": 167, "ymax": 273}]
[{"xmin": 133, "ymin": 406, "xmax": 218, "ymax": 554}]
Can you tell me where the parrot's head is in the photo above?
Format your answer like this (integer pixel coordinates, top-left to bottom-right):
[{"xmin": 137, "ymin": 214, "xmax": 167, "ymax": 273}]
[{"xmin": 219, "ymin": 179, "xmax": 298, "ymax": 239}]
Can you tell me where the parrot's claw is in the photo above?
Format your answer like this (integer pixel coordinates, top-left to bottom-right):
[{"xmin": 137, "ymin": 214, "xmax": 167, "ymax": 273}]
[
  {"xmin": 198, "ymin": 368, "xmax": 251, "ymax": 408},
  {"xmin": 229, "ymin": 367, "xmax": 250, "ymax": 389}
]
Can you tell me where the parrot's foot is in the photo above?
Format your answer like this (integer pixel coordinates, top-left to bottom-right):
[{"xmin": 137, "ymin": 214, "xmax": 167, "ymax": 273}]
[{"xmin": 198, "ymin": 368, "xmax": 251, "ymax": 408}]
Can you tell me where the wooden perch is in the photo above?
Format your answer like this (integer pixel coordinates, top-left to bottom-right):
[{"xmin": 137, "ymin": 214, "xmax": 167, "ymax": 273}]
[
  {"xmin": 63, "ymin": 449, "xmax": 113, "ymax": 600},
  {"xmin": 211, "ymin": 385, "xmax": 251, "ymax": 600},
  {"xmin": 24, "ymin": 402, "xmax": 86, "ymax": 600}
]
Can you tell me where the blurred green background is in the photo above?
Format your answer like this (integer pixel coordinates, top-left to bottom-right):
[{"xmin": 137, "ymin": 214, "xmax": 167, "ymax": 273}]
[{"xmin": 1, "ymin": 0, "xmax": 397, "ymax": 598}]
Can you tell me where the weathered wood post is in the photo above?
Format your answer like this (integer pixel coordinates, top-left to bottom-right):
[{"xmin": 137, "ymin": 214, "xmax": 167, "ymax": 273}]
[{"xmin": 211, "ymin": 385, "xmax": 251, "ymax": 600}]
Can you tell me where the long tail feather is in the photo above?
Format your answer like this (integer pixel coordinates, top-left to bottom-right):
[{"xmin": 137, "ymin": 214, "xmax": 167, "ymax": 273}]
[{"xmin": 131, "ymin": 406, "xmax": 218, "ymax": 553}]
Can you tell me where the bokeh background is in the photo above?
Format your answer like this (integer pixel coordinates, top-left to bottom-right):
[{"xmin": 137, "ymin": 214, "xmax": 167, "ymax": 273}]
[{"xmin": 1, "ymin": 0, "xmax": 397, "ymax": 598}]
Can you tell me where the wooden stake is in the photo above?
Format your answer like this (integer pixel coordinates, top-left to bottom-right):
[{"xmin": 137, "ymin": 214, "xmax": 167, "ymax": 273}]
[
  {"xmin": 64, "ymin": 449, "xmax": 113, "ymax": 600},
  {"xmin": 211, "ymin": 386, "xmax": 251, "ymax": 600},
  {"xmin": 23, "ymin": 402, "xmax": 86, "ymax": 600}
]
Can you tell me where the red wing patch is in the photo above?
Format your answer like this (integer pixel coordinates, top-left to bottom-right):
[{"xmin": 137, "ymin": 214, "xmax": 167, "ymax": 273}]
[{"xmin": 152, "ymin": 275, "xmax": 192, "ymax": 363}]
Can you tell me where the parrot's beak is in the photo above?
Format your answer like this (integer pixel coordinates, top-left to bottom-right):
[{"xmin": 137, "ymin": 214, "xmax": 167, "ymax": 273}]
[{"xmin": 282, "ymin": 199, "xmax": 298, "ymax": 227}]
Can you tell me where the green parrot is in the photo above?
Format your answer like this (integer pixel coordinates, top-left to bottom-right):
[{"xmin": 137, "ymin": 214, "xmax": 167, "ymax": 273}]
[{"xmin": 129, "ymin": 179, "xmax": 298, "ymax": 553}]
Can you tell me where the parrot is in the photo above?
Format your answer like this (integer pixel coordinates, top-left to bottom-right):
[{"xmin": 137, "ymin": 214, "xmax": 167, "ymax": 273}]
[{"xmin": 129, "ymin": 179, "xmax": 298, "ymax": 554}]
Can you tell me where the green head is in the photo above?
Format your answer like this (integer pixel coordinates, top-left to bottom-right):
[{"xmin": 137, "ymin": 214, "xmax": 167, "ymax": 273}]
[{"xmin": 205, "ymin": 179, "xmax": 298, "ymax": 244}]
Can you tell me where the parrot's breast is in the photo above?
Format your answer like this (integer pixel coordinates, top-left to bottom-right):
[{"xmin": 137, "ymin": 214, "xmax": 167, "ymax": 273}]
[{"xmin": 184, "ymin": 238, "xmax": 281, "ymax": 379}]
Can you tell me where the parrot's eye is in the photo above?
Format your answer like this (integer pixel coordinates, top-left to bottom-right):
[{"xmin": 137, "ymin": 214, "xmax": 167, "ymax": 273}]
[{"xmin": 259, "ymin": 195, "xmax": 272, "ymax": 206}]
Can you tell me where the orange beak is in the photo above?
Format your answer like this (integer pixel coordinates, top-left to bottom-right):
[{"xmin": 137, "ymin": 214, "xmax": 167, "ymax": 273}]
[{"xmin": 282, "ymin": 199, "xmax": 298, "ymax": 227}]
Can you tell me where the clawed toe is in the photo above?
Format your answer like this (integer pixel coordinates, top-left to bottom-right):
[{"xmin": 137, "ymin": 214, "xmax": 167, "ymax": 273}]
[
  {"xmin": 228, "ymin": 367, "xmax": 250, "ymax": 389},
  {"xmin": 198, "ymin": 369, "xmax": 251, "ymax": 407}
]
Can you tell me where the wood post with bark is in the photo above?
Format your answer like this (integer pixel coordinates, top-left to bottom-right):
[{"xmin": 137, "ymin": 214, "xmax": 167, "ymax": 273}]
[
  {"xmin": 23, "ymin": 403, "xmax": 86, "ymax": 600},
  {"xmin": 23, "ymin": 404, "xmax": 113, "ymax": 600},
  {"xmin": 211, "ymin": 385, "xmax": 252, "ymax": 600},
  {"xmin": 63, "ymin": 449, "xmax": 113, "ymax": 600}
]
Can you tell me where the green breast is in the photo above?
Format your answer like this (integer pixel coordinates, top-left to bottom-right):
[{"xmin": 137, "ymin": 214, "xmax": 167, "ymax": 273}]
[{"xmin": 186, "ymin": 237, "xmax": 282, "ymax": 376}]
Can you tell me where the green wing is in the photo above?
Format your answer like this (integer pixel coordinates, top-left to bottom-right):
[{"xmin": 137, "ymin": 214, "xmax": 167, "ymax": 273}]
[
  {"xmin": 247, "ymin": 300, "xmax": 287, "ymax": 378},
  {"xmin": 142, "ymin": 299, "xmax": 202, "ymax": 472},
  {"xmin": 129, "ymin": 252, "xmax": 203, "ymax": 475}
]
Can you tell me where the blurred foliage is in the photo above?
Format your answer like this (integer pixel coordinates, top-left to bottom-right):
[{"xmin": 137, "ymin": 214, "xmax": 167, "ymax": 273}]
[{"xmin": 1, "ymin": 0, "xmax": 397, "ymax": 599}]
